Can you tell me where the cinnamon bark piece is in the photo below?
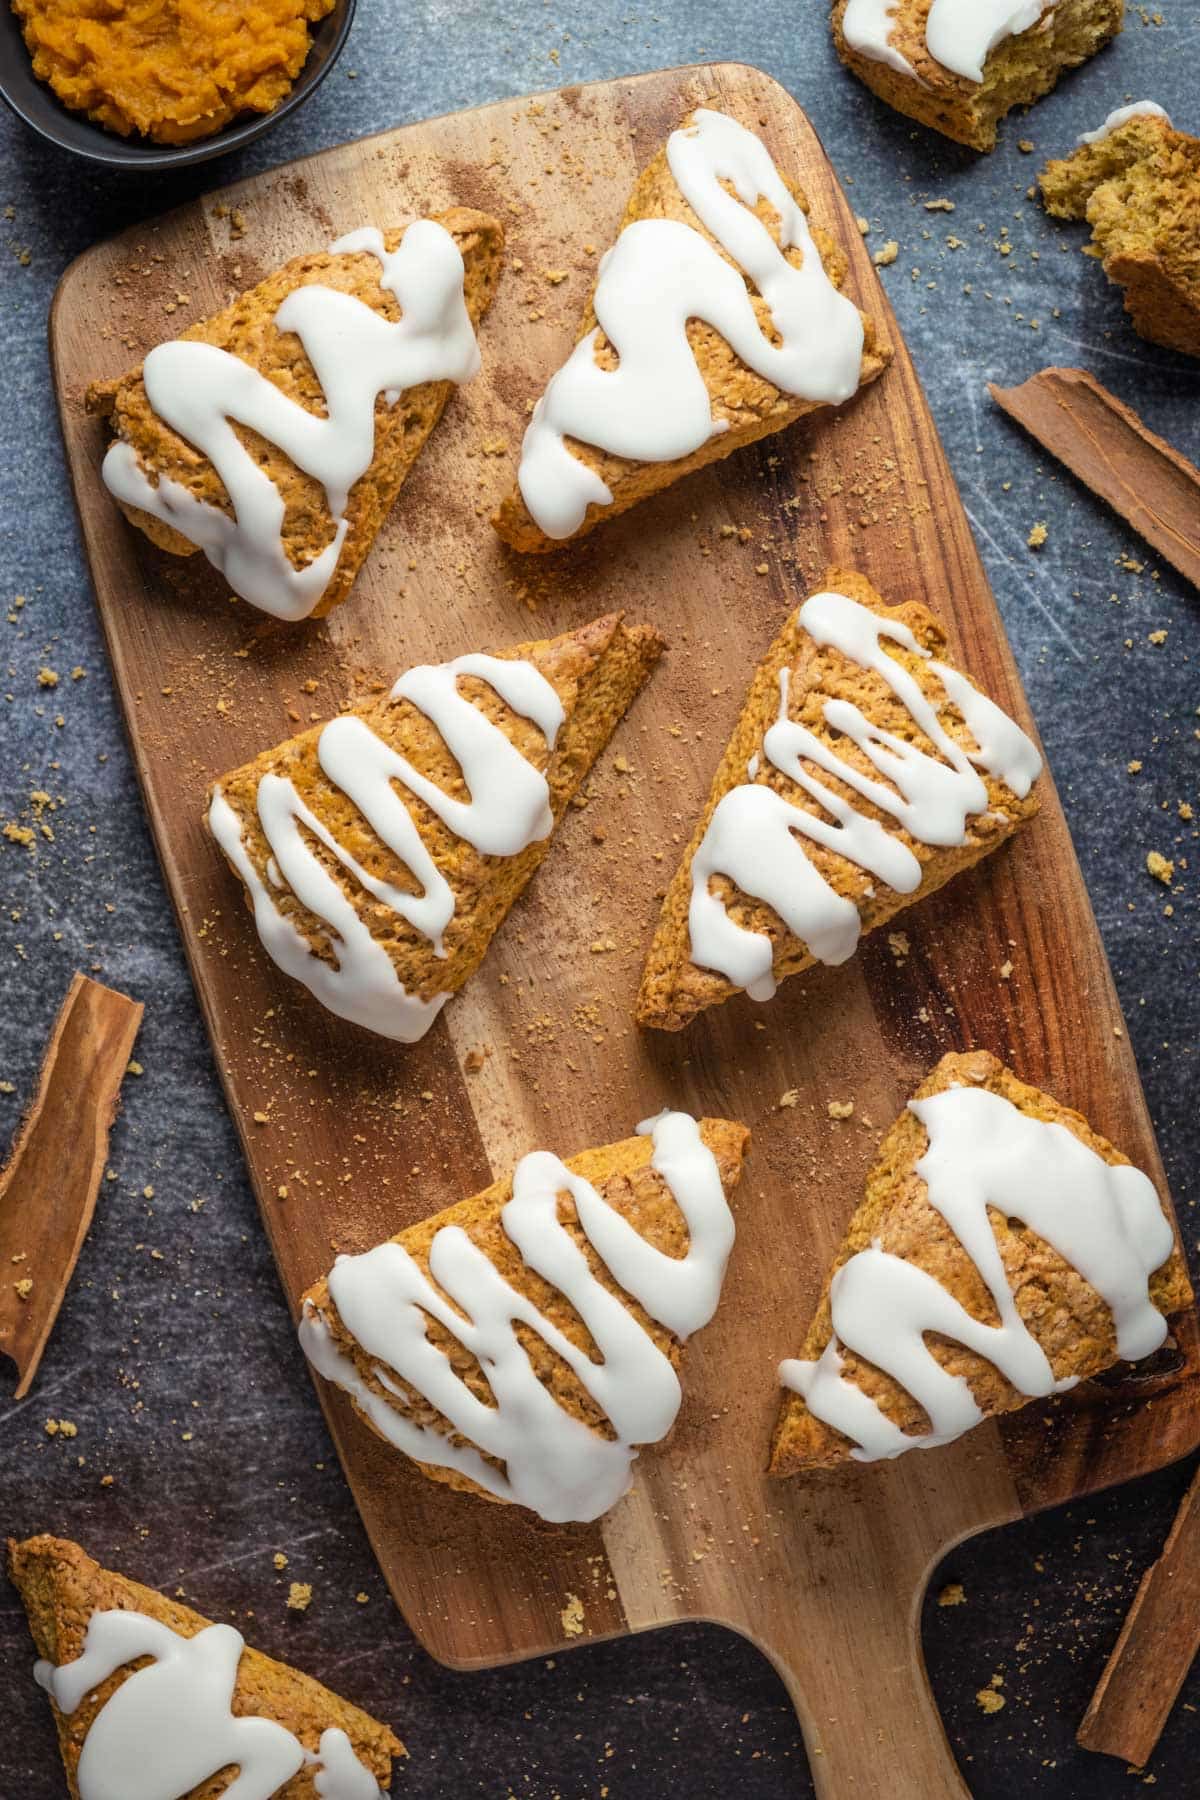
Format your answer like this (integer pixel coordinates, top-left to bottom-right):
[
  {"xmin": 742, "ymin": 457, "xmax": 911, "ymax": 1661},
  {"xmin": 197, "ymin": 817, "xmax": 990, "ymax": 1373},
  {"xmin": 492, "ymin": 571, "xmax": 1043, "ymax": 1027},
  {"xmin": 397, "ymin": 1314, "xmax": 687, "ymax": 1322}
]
[
  {"xmin": 0, "ymin": 974, "xmax": 142, "ymax": 1397},
  {"xmin": 1077, "ymin": 1462, "xmax": 1200, "ymax": 1767},
  {"xmin": 990, "ymin": 367, "xmax": 1200, "ymax": 592}
]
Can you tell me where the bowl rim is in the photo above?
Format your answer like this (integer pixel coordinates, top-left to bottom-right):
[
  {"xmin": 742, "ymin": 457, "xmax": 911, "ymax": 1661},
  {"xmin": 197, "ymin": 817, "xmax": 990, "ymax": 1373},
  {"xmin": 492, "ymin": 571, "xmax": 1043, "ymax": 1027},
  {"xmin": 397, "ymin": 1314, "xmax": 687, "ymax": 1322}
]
[{"xmin": 0, "ymin": 0, "xmax": 357, "ymax": 170}]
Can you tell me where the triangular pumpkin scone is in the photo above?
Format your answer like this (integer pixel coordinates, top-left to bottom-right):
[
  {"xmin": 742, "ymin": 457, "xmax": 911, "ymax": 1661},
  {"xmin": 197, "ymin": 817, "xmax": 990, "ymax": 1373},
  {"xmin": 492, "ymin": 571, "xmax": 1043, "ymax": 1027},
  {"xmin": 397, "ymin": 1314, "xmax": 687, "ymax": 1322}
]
[
  {"xmin": 636, "ymin": 569, "xmax": 1042, "ymax": 1031},
  {"xmin": 492, "ymin": 108, "xmax": 890, "ymax": 551},
  {"xmin": 87, "ymin": 210, "xmax": 504, "ymax": 620},
  {"xmin": 301, "ymin": 1110, "xmax": 749, "ymax": 1523},
  {"xmin": 209, "ymin": 612, "xmax": 663, "ymax": 1042},
  {"xmin": 9, "ymin": 1534, "xmax": 403, "ymax": 1796},
  {"xmin": 770, "ymin": 1051, "xmax": 1193, "ymax": 1473}
]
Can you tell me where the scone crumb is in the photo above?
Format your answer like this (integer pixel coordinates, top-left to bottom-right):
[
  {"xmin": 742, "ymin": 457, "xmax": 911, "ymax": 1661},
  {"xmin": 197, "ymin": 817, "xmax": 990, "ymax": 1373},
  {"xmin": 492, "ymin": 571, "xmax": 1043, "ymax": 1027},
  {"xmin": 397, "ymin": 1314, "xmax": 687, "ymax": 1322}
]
[
  {"xmin": 873, "ymin": 240, "xmax": 899, "ymax": 267},
  {"xmin": 286, "ymin": 1581, "xmax": 312, "ymax": 1612},
  {"xmin": 560, "ymin": 1593, "xmax": 585, "ymax": 1637},
  {"xmin": 273, "ymin": 1551, "xmax": 288, "ymax": 1570},
  {"xmin": 999, "ymin": 959, "xmax": 1013, "ymax": 981},
  {"xmin": 976, "ymin": 1686, "xmax": 1006, "ymax": 1714},
  {"xmin": 1146, "ymin": 851, "xmax": 1174, "ymax": 885},
  {"xmin": 778, "ymin": 1089, "xmax": 800, "ymax": 1109},
  {"xmin": 938, "ymin": 1582, "xmax": 966, "ymax": 1607},
  {"xmin": 827, "ymin": 1100, "xmax": 854, "ymax": 1121},
  {"xmin": 1027, "ymin": 522, "xmax": 1048, "ymax": 549}
]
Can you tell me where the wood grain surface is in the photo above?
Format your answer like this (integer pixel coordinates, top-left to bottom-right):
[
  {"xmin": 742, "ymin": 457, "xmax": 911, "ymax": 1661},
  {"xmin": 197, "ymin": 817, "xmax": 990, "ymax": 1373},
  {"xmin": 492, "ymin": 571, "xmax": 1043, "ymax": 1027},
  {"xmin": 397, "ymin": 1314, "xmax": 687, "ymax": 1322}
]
[{"xmin": 49, "ymin": 62, "xmax": 1200, "ymax": 1800}]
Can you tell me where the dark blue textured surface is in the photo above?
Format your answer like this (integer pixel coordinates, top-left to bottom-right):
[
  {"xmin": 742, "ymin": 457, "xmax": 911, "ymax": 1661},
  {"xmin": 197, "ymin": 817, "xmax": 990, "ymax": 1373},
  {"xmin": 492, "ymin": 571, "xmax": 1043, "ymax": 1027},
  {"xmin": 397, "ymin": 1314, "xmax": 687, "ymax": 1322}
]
[{"xmin": 0, "ymin": 4, "xmax": 1197, "ymax": 1795}]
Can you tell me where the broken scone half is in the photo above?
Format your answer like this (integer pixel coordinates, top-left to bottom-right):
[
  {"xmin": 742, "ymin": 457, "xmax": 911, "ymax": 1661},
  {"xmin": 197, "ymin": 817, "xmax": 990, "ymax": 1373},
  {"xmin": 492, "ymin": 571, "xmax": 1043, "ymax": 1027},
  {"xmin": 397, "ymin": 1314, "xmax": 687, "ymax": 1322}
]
[
  {"xmin": 301, "ymin": 1110, "xmax": 749, "ymax": 1523},
  {"xmin": 637, "ymin": 568, "xmax": 1042, "ymax": 1032},
  {"xmin": 833, "ymin": 0, "xmax": 1123, "ymax": 153},
  {"xmin": 1039, "ymin": 104, "xmax": 1200, "ymax": 358},
  {"xmin": 209, "ymin": 612, "xmax": 662, "ymax": 1043},
  {"xmin": 770, "ymin": 1050, "xmax": 1193, "ymax": 1472},
  {"xmin": 493, "ymin": 106, "xmax": 890, "ymax": 551},
  {"xmin": 9, "ymin": 1534, "xmax": 403, "ymax": 1797},
  {"xmin": 87, "ymin": 210, "xmax": 504, "ymax": 620}
]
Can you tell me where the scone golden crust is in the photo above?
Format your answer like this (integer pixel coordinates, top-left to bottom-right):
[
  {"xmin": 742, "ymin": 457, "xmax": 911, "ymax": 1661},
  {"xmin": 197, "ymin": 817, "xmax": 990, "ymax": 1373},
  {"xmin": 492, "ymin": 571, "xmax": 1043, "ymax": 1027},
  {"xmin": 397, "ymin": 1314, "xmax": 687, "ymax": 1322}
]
[
  {"xmin": 769, "ymin": 1051, "xmax": 1193, "ymax": 1474},
  {"xmin": 209, "ymin": 613, "xmax": 662, "ymax": 1037},
  {"xmin": 637, "ymin": 568, "xmax": 1041, "ymax": 1032},
  {"xmin": 1040, "ymin": 114, "xmax": 1200, "ymax": 357},
  {"xmin": 492, "ymin": 113, "xmax": 890, "ymax": 553},
  {"xmin": 86, "ymin": 210, "xmax": 504, "ymax": 615},
  {"xmin": 832, "ymin": 0, "xmax": 1123, "ymax": 153},
  {"xmin": 8, "ymin": 1535, "xmax": 403, "ymax": 1797},
  {"xmin": 302, "ymin": 1118, "xmax": 749, "ymax": 1511}
]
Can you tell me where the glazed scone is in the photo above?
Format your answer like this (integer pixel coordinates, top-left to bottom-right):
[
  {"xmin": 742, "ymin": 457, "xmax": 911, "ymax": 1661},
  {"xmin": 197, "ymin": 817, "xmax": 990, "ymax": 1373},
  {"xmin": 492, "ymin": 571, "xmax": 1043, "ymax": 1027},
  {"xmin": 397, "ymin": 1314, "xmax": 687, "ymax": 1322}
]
[
  {"xmin": 770, "ymin": 1051, "xmax": 1193, "ymax": 1473},
  {"xmin": 9, "ymin": 1534, "xmax": 403, "ymax": 1797},
  {"xmin": 832, "ymin": 0, "xmax": 1123, "ymax": 152},
  {"xmin": 1039, "ymin": 106, "xmax": 1200, "ymax": 357},
  {"xmin": 493, "ymin": 107, "xmax": 889, "ymax": 552},
  {"xmin": 637, "ymin": 569, "xmax": 1042, "ymax": 1032},
  {"xmin": 209, "ymin": 613, "xmax": 663, "ymax": 1043},
  {"xmin": 87, "ymin": 210, "xmax": 504, "ymax": 619},
  {"xmin": 301, "ymin": 1110, "xmax": 749, "ymax": 1523}
]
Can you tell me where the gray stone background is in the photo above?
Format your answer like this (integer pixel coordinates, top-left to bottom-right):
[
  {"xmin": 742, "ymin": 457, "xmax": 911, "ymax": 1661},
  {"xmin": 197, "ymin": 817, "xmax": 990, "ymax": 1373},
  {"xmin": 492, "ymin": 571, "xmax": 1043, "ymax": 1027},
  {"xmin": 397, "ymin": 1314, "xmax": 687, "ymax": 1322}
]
[{"xmin": 1, "ymin": 2, "xmax": 1197, "ymax": 1795}]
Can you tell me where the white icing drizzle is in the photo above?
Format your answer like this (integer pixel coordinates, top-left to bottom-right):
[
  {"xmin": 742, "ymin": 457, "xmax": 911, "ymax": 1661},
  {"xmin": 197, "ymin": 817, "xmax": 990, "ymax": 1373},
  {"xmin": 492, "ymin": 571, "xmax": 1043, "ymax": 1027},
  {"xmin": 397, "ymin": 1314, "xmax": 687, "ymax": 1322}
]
[
  {"xmin": 210, "ymin": 652, "xmax": 564, "ymax": 1043},
  {"xmin": 103, "ymin": 221, "xmax": 481, "ymax": 620},
  {"xmin": 780, "ymin": 1084, "xmax": 1175, "ymax": 1461},
  {"xmin": 516, "ymin": 109, "xmax": 864, "ymax": 540},
  {"xmin": 843, "ymin": 0, "xmax": 1054, "ymax": 84},
  {"xmin": 1077, "ymin": 101, "xmax": 1171, "ymax": 145},
  {"xmin": 686, "ymin": 588, "xmax": 1041, "ymax": 1000},
  {"xmin": 300, "ymin": 1111, "xmax": 736, "ymax": 1523},
  {"xmin": 33, "ymin": 1610, "xmax": 382, "ymax": 1800}
]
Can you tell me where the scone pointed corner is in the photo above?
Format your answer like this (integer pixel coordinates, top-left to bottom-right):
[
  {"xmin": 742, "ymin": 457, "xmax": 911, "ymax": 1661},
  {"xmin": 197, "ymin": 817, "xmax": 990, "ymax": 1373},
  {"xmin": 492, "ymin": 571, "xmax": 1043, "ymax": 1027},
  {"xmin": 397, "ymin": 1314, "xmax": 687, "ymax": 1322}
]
[
  {"xmin": 636, "ymin": 569, "xmax": 1042, "ymax": 1034},
  {"xmin": 491, "ymin": 106, "xmax": 891, "ymax": 555},
  {"xmin": 768, "ymin": 1050, "xmax": 1193, "ymax": 1477}
]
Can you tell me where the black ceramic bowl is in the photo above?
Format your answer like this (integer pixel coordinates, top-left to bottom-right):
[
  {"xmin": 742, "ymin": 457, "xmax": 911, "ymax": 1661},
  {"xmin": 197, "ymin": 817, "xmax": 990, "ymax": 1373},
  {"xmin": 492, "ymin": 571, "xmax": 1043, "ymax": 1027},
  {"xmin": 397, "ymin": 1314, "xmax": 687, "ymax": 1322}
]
[{"xmin": 0, "ymin": 0, "xmax": 356, "ymax": 170}]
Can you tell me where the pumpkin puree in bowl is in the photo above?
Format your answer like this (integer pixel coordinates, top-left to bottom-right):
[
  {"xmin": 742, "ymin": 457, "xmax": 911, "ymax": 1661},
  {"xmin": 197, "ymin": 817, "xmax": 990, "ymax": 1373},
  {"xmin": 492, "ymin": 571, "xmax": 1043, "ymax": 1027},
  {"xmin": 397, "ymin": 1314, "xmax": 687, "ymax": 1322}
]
[{"xmin": 11, "ymin": 0, "xmax": 337, "ymax": 144}]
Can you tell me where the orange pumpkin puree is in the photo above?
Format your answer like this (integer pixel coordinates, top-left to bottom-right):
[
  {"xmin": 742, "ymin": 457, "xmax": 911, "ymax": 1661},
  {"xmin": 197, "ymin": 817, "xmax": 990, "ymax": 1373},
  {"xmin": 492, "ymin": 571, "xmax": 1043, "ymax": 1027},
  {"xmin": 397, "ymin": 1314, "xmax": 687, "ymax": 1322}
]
[{"xmin": 12, "ymin": 0, "xmax": 338, "ymax": 144}]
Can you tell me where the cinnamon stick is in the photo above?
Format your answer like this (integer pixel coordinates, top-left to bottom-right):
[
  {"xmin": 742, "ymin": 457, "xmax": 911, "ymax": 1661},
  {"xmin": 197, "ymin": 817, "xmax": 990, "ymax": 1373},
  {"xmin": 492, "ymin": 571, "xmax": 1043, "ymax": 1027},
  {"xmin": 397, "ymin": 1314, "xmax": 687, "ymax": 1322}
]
[
  {"xmin": 0, "ymin": 973, "xmax": 143, "ymax": 1398},
  {"xmin": 1077, "ymin": 1461, "xmax": 1200, "ymax": 1766},
  {"xmin": 989, "ymin": 368, "xmax": 1200, "ymax": 592}
]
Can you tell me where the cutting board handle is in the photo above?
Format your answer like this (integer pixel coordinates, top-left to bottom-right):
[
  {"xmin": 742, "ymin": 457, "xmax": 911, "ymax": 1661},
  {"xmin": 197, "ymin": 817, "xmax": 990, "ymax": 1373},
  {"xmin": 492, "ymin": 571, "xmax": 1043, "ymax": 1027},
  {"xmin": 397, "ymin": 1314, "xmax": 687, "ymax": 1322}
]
[{"xmin": 751, "ymin": 1566, "xmax": 970, "ymax": 1799}]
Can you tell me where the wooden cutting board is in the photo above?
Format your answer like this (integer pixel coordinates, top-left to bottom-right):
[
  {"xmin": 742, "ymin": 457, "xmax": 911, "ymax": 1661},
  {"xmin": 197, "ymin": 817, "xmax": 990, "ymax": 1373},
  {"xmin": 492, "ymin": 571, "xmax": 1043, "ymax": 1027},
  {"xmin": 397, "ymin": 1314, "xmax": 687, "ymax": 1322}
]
[{"xmin": 50, "ymin": 62, "xmax": 1200, "ymax": 1800}]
